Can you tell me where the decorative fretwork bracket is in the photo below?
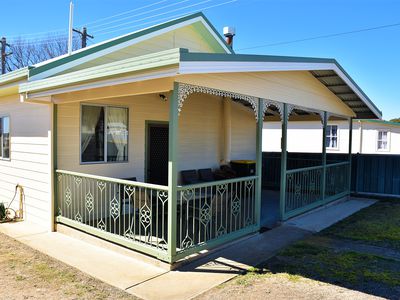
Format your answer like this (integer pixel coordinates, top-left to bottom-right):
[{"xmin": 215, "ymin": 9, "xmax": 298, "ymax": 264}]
[
  {"xmin": 262, "ymin": 100, "xmax": 295, "ymax": 121},
  {"xmin": 177, "ymin": 82, "xmax": 259, "ymax": 121}
]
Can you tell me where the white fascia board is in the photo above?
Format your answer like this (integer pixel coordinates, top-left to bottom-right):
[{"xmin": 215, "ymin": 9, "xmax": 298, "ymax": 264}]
[
  {"xmin": 30, "ymin": 16, "xmax": 221, "ymax": 81},
  {"xmin": 179, "ymin": 61, "xmax": 382, "ymax": 119},
  {"xmin": 26, "ymin": 67, "xmax": 178, "ymax": 99},
  {"xmin": 179, "ymin": 61, "xmax": 336, "ymax": 74}
]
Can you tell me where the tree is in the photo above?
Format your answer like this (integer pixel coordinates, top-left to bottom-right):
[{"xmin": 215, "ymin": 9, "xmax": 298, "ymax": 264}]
[
  {"xmin": 389, "ymin": 118, "xmax": 400, "ymax": 123},
  {"xmin": 5, "ymin": 35, "xmax": 79, "ymax": 72}
]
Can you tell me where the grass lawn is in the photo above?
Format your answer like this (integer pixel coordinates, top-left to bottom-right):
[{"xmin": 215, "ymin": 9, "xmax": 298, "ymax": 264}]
[
  {"xmin": 323, "ymin": 198, "xmax": 400, "ymax": 250},
  {"xmin": 0, "ymin": 232, "xmax": 137, "ymax": 300},
  {"xmin": 199, "ymin": 199, "xmax": 400, "ymax": 299}
]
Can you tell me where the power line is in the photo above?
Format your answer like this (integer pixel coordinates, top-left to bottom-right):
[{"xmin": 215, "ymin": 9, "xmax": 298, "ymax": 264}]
[
  {"xmin": 6, "ymin": 0, "xmax": 168, "ymax": 41},
  {"xmin": 81, "ymin": 0, "xmax": 169, "ymax": 27},
  {"xmin": 94, "ymin": 0, "xmax": 238, "ymax": 37},
  {"xmin": 92, "ymin": 0, "xmax": 214, "ymax": 34},
  {"xmin": 88, "ymin": 0, "xmax": 190, "ymax": 30},
  {"xmin": 238, "ymin": 21, "xmax": 400, "ymax": 51}
]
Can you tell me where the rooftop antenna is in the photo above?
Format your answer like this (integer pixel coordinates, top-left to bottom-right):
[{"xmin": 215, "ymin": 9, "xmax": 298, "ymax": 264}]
[{"xmin": 67, "ymin": 0, "xmax": 74, "ymax": 55}]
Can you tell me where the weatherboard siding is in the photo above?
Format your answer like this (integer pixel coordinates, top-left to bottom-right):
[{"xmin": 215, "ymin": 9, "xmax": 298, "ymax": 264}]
[
  {"xmin": 0, "ymin": 95, "xmax": 52, "ymax": 228},
  {"xmin": 57, "ymin": 93, "xmax": 256, "ymax": 182},
  {"xmin": 58, "ymin": 25, "xmax": 218, "ymax": 75}
]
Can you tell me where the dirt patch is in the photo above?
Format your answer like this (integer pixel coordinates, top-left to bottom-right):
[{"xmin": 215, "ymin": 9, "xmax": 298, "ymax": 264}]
[
  {"xmin": 198, "ymin": 272, "xmax": 382, "ymax": 300},
  {"xmin": 0, "ymin": 232, "xmax": 138, "ymax": 300}
]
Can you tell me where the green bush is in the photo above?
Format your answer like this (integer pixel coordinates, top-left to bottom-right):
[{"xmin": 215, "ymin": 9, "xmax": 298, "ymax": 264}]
[{"xmin": 0, "ymin": 202, "xmax": 5, "ymax": 220}]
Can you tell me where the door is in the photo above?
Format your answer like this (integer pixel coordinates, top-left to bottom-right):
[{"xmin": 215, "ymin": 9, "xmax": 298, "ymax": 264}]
[{"xmin": 146, "ymin": 123, "xmax": 169, "ymax": 185}]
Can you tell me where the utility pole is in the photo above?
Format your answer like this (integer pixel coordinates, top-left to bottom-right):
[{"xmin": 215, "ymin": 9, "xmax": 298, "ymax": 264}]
[
  {"xmin": 1, "ymin": 37, "xmax": 12, "ymax": 75},
  {"xmin": 73, "ymin": 27, "xmax": 94, "ymax": 48}
]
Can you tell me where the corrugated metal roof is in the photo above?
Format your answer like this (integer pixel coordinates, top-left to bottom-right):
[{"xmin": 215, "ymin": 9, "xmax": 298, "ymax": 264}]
[{"xmin": 310, "ymin": 70, "xmax": 376, "ymax": 119}]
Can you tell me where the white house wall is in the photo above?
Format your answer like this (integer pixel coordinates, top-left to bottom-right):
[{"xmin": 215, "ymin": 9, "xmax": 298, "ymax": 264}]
[
  {"xmin": 263, "ymin": 120, "xmax": 359, "ymax": 154},
  {"xmin": 0, "ymin": 95, "xmax": 52, "ymax": 228},
  {"xmin": 57, "ymin": 93, "xmax": 256, "ymax": 182},
  {"xmin": 263, "ymin": 120, "xmax": 400, "ymax": 154}
]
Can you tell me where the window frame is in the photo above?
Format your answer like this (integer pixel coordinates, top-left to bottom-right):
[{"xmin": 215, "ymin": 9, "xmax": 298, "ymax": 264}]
[
  {"xmin": 79, "ymin": 103, "xmax": 129, "ymax": 165},
  {"xmin": 0, "ymin": 115, "xmax": 11, "ymax": 161},
  {"xmin": 376, "ymin": 129, "xmax": 390, "ymax": 152},
  {"xmin": 326, "ymin": 124, "xmax": 339, "ymax": 150}
]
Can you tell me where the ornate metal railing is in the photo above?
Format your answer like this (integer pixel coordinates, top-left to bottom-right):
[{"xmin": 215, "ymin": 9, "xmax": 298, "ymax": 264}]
[
  {"xmin": 325, "ymin": 162, "xmax": 350, "ymax": 198},
  {"xmin": 285, "ymin": 165, "xmax": 324, "ymax": 214},
  {"xmin": 56, "ymin": 170, "xmax": 169, "ymax": 259},
  {"xmin": 175, "ymin": 176, "xmax": 258, "ymax": 258},
  {"xmin": 284, "ymin": 162, "xmax": 350, "ymax": 219}
]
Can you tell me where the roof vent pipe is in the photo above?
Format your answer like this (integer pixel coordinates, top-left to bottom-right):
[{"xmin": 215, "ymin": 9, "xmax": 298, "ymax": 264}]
[{"xmin": 223, "ymin": 26, "xmax": 236, "ymax": 49}]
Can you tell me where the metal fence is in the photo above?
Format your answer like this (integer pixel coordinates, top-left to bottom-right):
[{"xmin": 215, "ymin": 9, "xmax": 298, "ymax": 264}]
[
  {"xmin": 175, "ymin": 176, "xmax": 258, "ymax": 259},
  {"xmin": 56, "ymin": 170, "xmax": 170, "ymax": 260},
  {"xmin": 56, "ymin": 170, "xmax": 258, "ymax": 262},
  {"xmin": 283, "ymin": 162, "xmax": 350, "ymax": 219}
]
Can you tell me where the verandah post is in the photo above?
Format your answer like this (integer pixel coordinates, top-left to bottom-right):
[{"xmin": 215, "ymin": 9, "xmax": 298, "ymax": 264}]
[
  {"xmin": 279, "ymin": 103, "xmax": 288, "ymax": 221},
  {"xmin": 255, "ymin": 98, "xmax": 264, "ymax": 229},
  {"xmin": 167, "ymin": 82, "xmax": 179, "ymax": 263},
  {"xmin": 348, "ymin": 117, "xmax": 353, "ymax": 195},
  {"xmin": 322, "ymin": 111, "xmax": 327, "ymax": 202}
]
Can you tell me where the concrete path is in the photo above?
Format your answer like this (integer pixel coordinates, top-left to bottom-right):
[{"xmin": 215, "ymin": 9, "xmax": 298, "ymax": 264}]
[
  {"xmin": 0, "ymin": 197, "xmax": 376, "ymax": 300},
  {"xmin": 285, "ymin": 197, "xmax": 376, "ymax": 232}
]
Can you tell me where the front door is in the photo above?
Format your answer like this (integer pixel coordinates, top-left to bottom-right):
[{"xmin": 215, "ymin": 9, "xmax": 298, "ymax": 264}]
[{"xmin": 146, "ymin": 123, "xmax": 169, "ymax": 185}]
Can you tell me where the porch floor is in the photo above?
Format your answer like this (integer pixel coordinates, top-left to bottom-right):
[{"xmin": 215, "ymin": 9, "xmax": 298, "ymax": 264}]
[{"xmin": 261, "ymin": 189, "xmax": 280, "ymax": 228}]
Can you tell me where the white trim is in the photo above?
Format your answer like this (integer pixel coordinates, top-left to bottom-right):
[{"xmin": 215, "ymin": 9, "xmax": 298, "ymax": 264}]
[
  {"xmin": 179, "ymin": 61, "xmax": 336, "ymax": 74},
  {"xmin": 376, "ymin": 129, "xmax": 390, "ymax": 152},
  {"xmin": 26, "ymin": 68, "xmax": 178, "ymax": 100},
  {"xmin": 30, "ymin": 17, "xmax": 229, "ymax": 81},
  {"xmin": 326, "ymin": 124, "xmax": 339, "ymax": 151}
]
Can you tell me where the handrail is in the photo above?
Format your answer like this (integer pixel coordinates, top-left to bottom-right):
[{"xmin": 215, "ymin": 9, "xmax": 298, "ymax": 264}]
[
  {"xmin": 56, "ymin": 169, "xmax": 169, "ymax": 191},
  {"xmin": 286, "ymin": 161, "xmax": 349, "ymax": 175},
  {"xmin": 326, "ymin": 161, "xmax": 350, "ymax": 168},
  {"xmin": 286, "ymin": 165, "xmax": 324, "ymax": 174},
  {"xmin": 177, "ymin": 175, "xmax": 258, "ymax": 190}
]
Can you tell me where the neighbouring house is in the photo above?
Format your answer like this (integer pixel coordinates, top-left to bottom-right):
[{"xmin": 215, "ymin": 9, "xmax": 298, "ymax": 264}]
[
  {"xmin": 0, "ymin": 13, "xmax": 382, "ymax": 264},
  {"xmin": 263, "ymin": 119, "xmax": 400, "ymax": 154}
]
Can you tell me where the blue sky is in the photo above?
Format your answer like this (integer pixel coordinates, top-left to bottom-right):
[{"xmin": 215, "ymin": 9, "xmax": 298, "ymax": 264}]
[{"xmin": 3, "ymin": 0, "xmax": 399, "ymax": 119}]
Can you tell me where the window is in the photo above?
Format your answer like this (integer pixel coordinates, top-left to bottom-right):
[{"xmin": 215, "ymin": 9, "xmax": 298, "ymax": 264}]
[
  {"xmin": 325, "ymin": 125, "xmax": 338, "ymax": 149},
  {"xmin": 81, "ymin": 105, "xmax": 128, "ymax": 163},
  {"xmin": 0, "ymin": 116, "xmax": 10, "ymax": 159},
  {"xmin": 377, "ymin": 130, "xmax": 389, "ymax": 151}
]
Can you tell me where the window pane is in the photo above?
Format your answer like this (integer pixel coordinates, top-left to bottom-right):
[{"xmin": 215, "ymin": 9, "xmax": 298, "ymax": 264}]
[
  {"xmin": 107, "ymin": 107, "xmax": 128, "ymax": 162},
  {"xmin": 0, "ymin": 118, "xmax": 3, "ymax": 157},
  {"xmin": 325, "ymin": 137, "xmax": 331, "ymax": 148},
  {"xmin": 2, "ymin": 117, "xmax": 10, "ymax": 159},
  {"xmin": 382, "ymin": 131, "xmax": 388, "ymax": 142},
  {"xmin": 331, "ymin": 137, "xmax": 337, "ymax": 148},
  {"xmin": 378, "ymin": 131, "xmax": 383, "ymax": 140},
  {"xmin": 81, "ymin": 106, "xmax": 104, "ymax": 162},
  {"xmin": 331, "ymin": 125, "xmax": 338, "ymax": 137}
]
